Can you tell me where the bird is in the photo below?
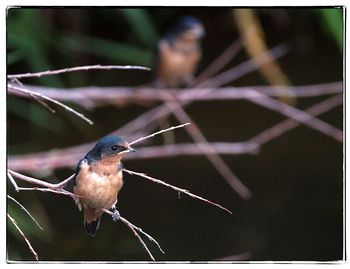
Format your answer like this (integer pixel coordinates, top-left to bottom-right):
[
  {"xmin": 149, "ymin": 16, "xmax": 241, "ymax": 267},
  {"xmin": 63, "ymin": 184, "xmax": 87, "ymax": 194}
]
[
  {"xmin": 153, "ymin": 15, "xmax": 205, "ymax": 89},
  {"xmin": 73, "ymin": 135, "xmax": 136, "ymax": 237}
]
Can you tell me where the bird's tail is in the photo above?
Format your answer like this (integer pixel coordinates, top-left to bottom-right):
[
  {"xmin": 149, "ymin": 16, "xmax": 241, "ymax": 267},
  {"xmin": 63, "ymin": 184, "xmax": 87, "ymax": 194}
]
[{"xmin": 85, "ymin": 217, "xmax": 101, "ymax": 237}]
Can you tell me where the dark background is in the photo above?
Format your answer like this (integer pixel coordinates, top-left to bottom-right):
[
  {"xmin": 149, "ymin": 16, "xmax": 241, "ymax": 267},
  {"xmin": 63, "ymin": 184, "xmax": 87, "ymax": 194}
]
[{"xmin": 7, "ymin": 7, "xmax": 343, "ymax": 261}]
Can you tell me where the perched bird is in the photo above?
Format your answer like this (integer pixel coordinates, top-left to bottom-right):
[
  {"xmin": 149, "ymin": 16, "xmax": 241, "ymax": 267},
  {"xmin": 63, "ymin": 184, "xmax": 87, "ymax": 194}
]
[
  {"xmin": 73, "ymin": 136, "xmax": 136, "ymax": 237},
  {"xmin": 154, "ymin": 16, "xmax": 205, "ymax": 88}
]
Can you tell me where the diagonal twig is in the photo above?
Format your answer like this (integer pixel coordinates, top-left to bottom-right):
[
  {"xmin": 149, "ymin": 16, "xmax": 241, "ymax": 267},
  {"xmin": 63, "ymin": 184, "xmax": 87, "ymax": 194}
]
[
  {"xmin": 248, "ymin": 92, "xmax": 343, "ymax": 142},
  {"xmin": 197, "ymin": 43, "xmax": 289, "ymax": 88},
  {"xmin": 162, "ymin": 95, "xmax": 252, "ymax": 200},
  {"xmin": 7, "ymin": 169, "xmax": 75, "ymax": 198},
  {"xmin": 129, "ymin": 122, "xmax": 191, "ymax": 146},
  {"xmin": 7, "ymin": 195, "xmax": 44, "ymax": 230},
  {"xmin": 249, "ymin": 94, "xmax": 343, "ymax": 145},
  {"xmin": 7, "ymin": 213, "xmax": 39, "ymax": 261},
  {"xmin": 193, "ymin": 38, "xmax": 242, "ymax": 86},
  {"xmin": 9, "ymin": 78, "xmax": 56, "ymax": 113},
  {"xmin": 7, "ymin": 64, "xmax": 150, "ymax": 79},
  {"xmin": 123, "ymin": 168, "xmax": 232, "ymax": 214},
  {"xmin": 8, "ymin": 83, "xmax": 94, "ymax": 125},
  {"xmin": 102, "ymin": 209, "xmax": 164, "ymax": 261}
]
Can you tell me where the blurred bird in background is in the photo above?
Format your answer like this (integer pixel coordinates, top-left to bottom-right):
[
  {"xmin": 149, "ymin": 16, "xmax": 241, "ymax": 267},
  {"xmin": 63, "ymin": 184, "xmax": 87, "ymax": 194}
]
[
  {"xmin": 152, "ymin": 16, "xmax": 205, "ymax": 143},
  {"xmin": 153, "ymin": 15, "xmax": 205, "ymax": 89}
]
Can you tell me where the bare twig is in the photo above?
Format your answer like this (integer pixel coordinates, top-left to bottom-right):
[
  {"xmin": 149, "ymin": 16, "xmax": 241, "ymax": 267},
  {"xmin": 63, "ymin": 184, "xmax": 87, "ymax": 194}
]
[
  {"xmin": 8, "ymin": 84, "xmax": 93, "ymax": 125},
  {"xmin": 10, "ymin": 82, "xmax": 343, "ymax": 107},
  {"xmin": 7, "ymin": 169, "xmax": 161, "ymax": 260},
  {"xmin": 7, "ymin": 91, "xmax": 342, "ymax": 173},
  {"xmin": 162, "ymin": 95, "xmax": 252, "ymax": 200},
  {"xmin": 9, "ymin": 78, "xmax": 56, "ymax": 113},
  {"xmin": 248, "ymin": 92, "xmax": 343, "ymax": 142},
  {"xmin": 197, "ymin": 43, "xmax": 289, "ymax": 87},
  {"xmin": 126, "ymin": 142, "xmax": 259, "ymax": 159},
  {"xmin": 123, "ymin": 168, "xmax": 232, "ymax": 214},
  {"xmin": 7, "ymin": 64, "xmax": 150, "ymax": 79},
  {"xmin": 7, "ymin": 142, "xmax": 259, "ymax": 172},
  {"xmin": 7, "ymin": 213, "xmax": 39, "ymax": 261},
  {"xmin": 7, "ymin": 195, "xmax": 44, "ymax": 230},
  {"xmin": 250, "ymin": 94, "xmax": 343, "ymax": 145},
  {"xmin": 108, "ymin": 43, "xmax": 291, "ymax": 140},
  {"xmin": 7, "ymin": 170, "xmax": 75, "ymax": 198},
  {"xmin": 102, "ymin": 209, "xmax": 163, "ymax": 261},
  {"xmin": 193, "ymin": 38, "xmax": 242, "ymax": 85},
  {"xmin": 129, "ymin": 122, "xmax": 191, "ymax": 146}
]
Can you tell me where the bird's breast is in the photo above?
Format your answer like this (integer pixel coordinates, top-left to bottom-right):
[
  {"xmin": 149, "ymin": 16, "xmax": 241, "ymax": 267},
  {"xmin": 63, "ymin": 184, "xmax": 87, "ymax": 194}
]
[{"xmin": 74, "ymin": 160, "xmax": 123, "ymax": 210}]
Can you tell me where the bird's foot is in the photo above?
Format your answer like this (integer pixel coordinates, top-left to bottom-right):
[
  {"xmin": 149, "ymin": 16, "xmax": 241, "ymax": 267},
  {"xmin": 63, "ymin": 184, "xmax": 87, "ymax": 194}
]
[{"xmin": 111, "ymin": 208, "xmax": 120, "ymax": 222}]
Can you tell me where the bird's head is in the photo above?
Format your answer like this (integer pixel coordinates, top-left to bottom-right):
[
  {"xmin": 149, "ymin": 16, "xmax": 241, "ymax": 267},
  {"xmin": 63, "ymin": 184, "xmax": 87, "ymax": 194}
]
[
  {"xmin": 165, "ymin": 16, "xmax": 205, "ymax": 41},
  {"xmin": 87, "ymin": 136, "xmax": 136, "ymax": 164}
]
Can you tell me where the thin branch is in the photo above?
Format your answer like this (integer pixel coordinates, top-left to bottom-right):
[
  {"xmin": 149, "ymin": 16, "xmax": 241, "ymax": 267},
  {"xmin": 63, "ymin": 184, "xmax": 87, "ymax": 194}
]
[
  {"xmin": 9, "ymin": 78, "xmax": 56, "ymax": 113},
  {"xmin": 7, "ymin": 93, "xmax": 341, "ymax": 173},
  {"xmin": 7, "ymin": 142, "xmax": 259, "ymax": 172},
  {"xmin": 8, "ymin": 171, "xmax": 162, "ymax": 260},
  {"xmin": 7, "ymin": 169, "xmax": 75, "ymax": 198},
  {"xmin": 7, "ymin": 213, "xmax": 39, "ymax": 261},
  {"xmin": 8, "ymin": 170, "xmax": 20, "ymax": 192},
  {"xmin": 249, "ymin": 94, "xmax": 343, "ymax": 145},
  {"xmin": 7, "ymin": 64, "xmax": 150, "ymax": 79},
  {"xmin": 248, "ymin": 92, "xmax": 342, "ymax": 142},
  {"xmin": 109, "ymin": 43, "xmax": 291, "ymax": 140},
  {"xmin": 125, "ymin": 142, "xmax": 259, "ymax": 159},
  {"xmin": 7, "ymin": 195, "xmax": 44, "ymax": 230},
  {"xmin": 197, "ymin": 43, "xmax": 289, "ymax": 87},
  {"xmin": 10, "ymin": 82, "xmax": 343, "ymax": 107},
  {"xmin": 162, "ymin": 95, "xmax": 252, "ymax": 200},
  {"xmin": 8, "ymin": 84, "xmax": 93, "ymax": 125},
  {"xmin": 123, "ymin": 168, "xmax": 232, "ymax": 214},
  {"xmin": 129, "ymin": 122, "xmax": 191, "ymax": 146},
  {"xmin": 102, "ymin": 209, "xmax": 160, "ymax": 261},
  {"xmin": 193, "ymin": 38, "xmax": 242, "ymax": 85}
]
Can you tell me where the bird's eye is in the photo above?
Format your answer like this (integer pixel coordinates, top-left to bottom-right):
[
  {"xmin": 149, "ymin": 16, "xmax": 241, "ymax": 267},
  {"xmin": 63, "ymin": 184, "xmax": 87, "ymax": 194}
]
[{"xmin": 111, "ymin": 145, "xmax": 119, "ymax": 151}]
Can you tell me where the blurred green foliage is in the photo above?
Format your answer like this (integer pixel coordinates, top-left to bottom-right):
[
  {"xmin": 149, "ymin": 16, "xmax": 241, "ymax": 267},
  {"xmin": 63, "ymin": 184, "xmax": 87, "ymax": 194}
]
[{"xmin": 317, "ymin": 8, "xmax": 343, "ymax": 50}]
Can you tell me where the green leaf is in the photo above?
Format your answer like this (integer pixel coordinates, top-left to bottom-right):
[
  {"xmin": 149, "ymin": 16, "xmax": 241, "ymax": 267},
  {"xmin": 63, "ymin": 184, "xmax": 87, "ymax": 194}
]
[{"xmin": 318, "ymin": 8, "xmax": 343, "ymax": 50}]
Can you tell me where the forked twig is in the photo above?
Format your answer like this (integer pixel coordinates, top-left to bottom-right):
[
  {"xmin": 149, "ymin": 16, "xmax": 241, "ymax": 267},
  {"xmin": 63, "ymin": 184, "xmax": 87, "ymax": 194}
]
[
  {"xmin": 7, "ymin": 64, "xmax": 150, "ymax": 79},
  {"xmin": 7, "ymin": 213, "xmax": 39, "ymax": 261},
  {"xmin": 123, "ymin": 168, "xmax": 232, "ymax": 214},
  {"xmin": 9, "ymin": 78, "xmax": 56, "ymax": 113},
  {"xmin": 102, "ymin": 209, "xmax": 164, "ymax": 261},
  {"xmin": 7, "ymin": 169, "xmax": 75, "ymax": 198},
  {"xmin": 8, "ymin": 83, "xmax": 93, "ymax": 125},
  {"xmin": 7, "ymin": 195, "xmax": 44, "ymax": 230}
]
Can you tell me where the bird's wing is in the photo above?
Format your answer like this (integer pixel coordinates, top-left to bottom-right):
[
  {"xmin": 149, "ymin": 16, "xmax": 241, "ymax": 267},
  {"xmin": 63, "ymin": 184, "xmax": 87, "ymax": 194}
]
[{"xmin": 73, "ymin": 158, "xmax": 86, "ymax": 186}]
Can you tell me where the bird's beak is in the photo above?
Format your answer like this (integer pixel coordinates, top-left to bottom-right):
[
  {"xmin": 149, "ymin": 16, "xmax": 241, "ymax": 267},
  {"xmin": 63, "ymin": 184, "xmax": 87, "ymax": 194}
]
[
  {"xmin": 118, "ymin": 146, "xmax": 136, "ymax": 156},
  {"xmin": 127, "ymin": 147, "xmax": 136, "ymax": 153}
]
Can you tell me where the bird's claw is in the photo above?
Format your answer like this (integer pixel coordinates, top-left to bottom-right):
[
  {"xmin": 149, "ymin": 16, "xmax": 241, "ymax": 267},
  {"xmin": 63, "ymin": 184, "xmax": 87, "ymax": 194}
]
[{"xmin": 112, "ymin": 208, "xmax": 120, "ymax": 222}]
